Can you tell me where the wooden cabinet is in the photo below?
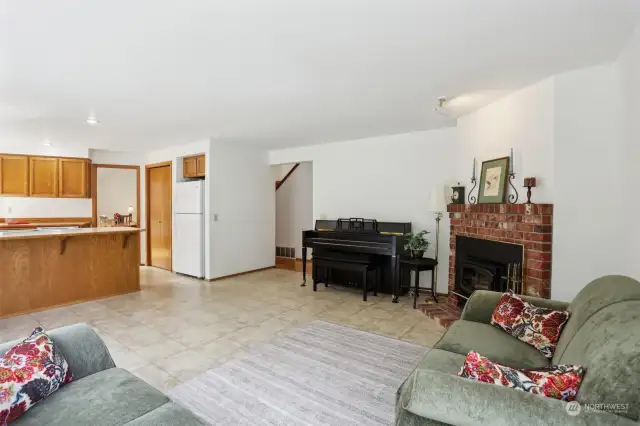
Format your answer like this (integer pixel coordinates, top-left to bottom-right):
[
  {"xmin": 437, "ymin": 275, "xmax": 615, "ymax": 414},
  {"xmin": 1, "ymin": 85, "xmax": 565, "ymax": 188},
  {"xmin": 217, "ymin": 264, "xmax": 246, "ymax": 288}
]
[
  {"xmin": 183, "ymin": 155, "xmax": 205, "ymax": 178},
  {"xmin": 0, "ymin": 155, "xmax": 29, "ymax": 196},
  {"xmin": 183, "ymin": 156, "xmax": 198, "ymax": 178},
  {"xmin": 29, "ymin": 157, "xmax": 59, "ymax": 197},
  {"xmin": 196, "ymin": 155, "xmax": 205, "ymax": 177},
  {"xmin": 1, "ymin": 153, "xmax": 91, "ymax": 199},
  {"xmin": 58, "ymin": 158, "xmax": 89, "ymax": 198}
]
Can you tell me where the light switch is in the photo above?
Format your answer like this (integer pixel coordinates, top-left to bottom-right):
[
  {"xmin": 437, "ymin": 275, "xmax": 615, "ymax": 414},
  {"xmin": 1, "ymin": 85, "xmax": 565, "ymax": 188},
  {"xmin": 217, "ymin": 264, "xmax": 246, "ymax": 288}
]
[{"xmin": 213, "ymin": 214, "xmax": 218, "ymax": 222}]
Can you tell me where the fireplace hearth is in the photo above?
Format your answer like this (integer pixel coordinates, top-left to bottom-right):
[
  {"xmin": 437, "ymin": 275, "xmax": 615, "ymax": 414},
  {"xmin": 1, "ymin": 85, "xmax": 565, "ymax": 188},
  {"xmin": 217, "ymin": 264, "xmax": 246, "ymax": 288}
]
[{"xmin": 454, "ymin": 236, "xmax": 523, "ymax": 308}]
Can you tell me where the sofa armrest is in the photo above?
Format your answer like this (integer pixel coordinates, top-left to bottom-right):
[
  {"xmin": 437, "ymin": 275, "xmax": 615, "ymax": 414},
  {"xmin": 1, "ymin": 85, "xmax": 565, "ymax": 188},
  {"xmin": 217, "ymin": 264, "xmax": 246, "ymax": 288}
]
[
  {"xmin": 0, "ymin": 323, "xmax": 115, "ymax": 381},
  {"xmin": 460, "ymin": 290, "xmax": 570, "ymax": 324},
  {"xmin": 403, "ymin": 369, "xmax": 634, "ymax": 426}
]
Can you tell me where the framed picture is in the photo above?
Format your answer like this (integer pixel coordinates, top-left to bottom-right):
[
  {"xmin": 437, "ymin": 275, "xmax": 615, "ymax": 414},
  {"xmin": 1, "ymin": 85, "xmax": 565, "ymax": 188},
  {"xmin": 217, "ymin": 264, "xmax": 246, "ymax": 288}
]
[{"xmin": 478, "ymin": 156, "xmax": 510, "ymax": 203}]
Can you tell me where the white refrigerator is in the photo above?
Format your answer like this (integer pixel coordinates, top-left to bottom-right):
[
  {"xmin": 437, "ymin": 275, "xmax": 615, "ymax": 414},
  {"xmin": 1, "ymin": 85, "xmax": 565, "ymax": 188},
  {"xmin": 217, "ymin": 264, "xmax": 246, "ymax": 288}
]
[{"xmin": 174, "ymin": 181, "xmax": 205, "ymax": 278}]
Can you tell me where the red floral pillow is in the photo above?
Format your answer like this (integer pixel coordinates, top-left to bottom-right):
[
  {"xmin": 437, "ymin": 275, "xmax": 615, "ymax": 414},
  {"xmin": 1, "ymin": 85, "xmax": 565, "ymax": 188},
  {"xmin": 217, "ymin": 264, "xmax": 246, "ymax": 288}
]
[
  {"xmin": 0, "ymin": 328, "xmax": 72, "ymax": 424},
  {"xmin": 490, "ymin": 291, "xmax": 527, "ymax": 334},
  {"xmin": 458, "ymin": 351, "xmax": 585, "ymax": 401},
  {"xmin": 491, "ymin": 291, "xmax": 570, "ymax": 358}
]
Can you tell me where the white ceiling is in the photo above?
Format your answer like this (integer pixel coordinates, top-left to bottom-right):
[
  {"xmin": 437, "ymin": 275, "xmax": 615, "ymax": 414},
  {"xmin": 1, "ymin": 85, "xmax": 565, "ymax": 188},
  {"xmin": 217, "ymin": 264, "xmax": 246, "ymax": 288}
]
[{"xmin": 1, "ymin": 0, "xmax": 639, "ymax": 151}]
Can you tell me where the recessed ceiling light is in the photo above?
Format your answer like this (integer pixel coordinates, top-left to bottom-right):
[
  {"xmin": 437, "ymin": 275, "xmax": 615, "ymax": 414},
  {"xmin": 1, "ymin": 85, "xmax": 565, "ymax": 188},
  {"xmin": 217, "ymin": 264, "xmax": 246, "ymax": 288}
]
[
  {"xmin": 43, "ymin": 140, "xmax": 51, "ymax": 147},
  {"xmin": 86, "ymin": 115, "xmax": 100, "ymax": 125}
]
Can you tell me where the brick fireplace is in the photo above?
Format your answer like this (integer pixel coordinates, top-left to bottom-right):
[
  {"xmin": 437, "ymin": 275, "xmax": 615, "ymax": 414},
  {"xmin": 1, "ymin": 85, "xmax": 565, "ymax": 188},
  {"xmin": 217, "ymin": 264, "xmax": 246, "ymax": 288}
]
[{"xmin": 447, "ymin": 203, "xmax": 553, "ymax": 309}]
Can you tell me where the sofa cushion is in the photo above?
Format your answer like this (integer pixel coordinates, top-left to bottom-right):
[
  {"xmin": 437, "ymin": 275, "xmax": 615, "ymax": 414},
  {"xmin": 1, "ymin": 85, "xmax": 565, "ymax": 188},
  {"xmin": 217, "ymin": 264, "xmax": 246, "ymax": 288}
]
[
  {"xmin": 416, "ymin": 349, "xmax": 466, "ymax": 375},
  {"xmin": 13, "ymin": 368, "xmax": 169, "ymax": 426},
  {"xmin": 125, "ymin": 402, "xmax": 205, "ymax": 425},
  {"xmin": 434, "ymin": 320, "xmax": 549, "ymax": 369}
]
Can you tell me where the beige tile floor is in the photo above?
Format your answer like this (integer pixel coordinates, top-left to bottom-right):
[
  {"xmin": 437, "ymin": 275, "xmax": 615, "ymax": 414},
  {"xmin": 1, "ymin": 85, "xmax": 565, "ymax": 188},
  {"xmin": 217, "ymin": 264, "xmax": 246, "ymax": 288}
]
[{"xmin": 0, "ymin": 267, "xmax": 444, "ymax": 393}]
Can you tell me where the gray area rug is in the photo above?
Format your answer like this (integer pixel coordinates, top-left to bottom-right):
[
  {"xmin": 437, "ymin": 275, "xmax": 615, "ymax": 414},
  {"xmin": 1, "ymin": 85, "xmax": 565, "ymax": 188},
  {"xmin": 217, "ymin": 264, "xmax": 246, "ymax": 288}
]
[{"xmin": 169, "ymin": 320, "xmax": 427, "ymax": 425}]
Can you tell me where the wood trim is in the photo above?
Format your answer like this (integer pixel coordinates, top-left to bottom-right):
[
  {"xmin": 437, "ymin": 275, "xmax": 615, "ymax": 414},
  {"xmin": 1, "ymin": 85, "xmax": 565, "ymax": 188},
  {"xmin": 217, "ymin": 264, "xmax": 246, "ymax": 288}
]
[
  {"xmin": 92, "ymin": 164, "xmax": 140, "ymax": 170},
  {"xmin": 91, "ymin": 164, "xmax": 141, "ymax": 229},
  {"xmin": 206, "ymin": 266, "xmax": 275, "ymax": 281},
  {"xmin": 145, "ymin": 161, "xmax": 172, "ymax": 271},
  {"xmin": 146, "ymin": 161, "xmax": 172, "ymax": 169},
  {"xmin": 275, "ymin": 163, "xmax": 300, "ymax": 190},
  {"xmin": 276, "ymin": 256, "xmax": 296, "ymax": 271}
]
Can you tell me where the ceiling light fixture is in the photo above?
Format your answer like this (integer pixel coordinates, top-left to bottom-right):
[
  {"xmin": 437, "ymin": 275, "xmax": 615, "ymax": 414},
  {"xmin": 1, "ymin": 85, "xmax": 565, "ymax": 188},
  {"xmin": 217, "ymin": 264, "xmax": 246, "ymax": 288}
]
[
  {"xmin": 86, "ymin": 115, "xmax": 100, "ymax": 125},
  {"xmin": 434, "ymin": 96, "xmax": 455, "ymax": 118}
]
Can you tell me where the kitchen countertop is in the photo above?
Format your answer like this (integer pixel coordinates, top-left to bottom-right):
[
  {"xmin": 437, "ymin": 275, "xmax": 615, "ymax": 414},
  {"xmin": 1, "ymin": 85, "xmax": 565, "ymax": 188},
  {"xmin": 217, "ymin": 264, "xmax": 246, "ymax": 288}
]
[
  {"xmin": 0, "ymin": 221, "xmax": 91, "ymax": 229},
  {"xmin": 0, "ymin": 227, "xmax": 141, "ymax": 241}
]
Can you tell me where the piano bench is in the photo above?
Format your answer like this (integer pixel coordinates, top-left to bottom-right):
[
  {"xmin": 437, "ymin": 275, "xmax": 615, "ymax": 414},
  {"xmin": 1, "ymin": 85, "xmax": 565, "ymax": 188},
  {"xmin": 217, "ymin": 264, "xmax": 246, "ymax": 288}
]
[{"xmin": 311, "ymin": 257, "xmax": 380, "ymax": 301}]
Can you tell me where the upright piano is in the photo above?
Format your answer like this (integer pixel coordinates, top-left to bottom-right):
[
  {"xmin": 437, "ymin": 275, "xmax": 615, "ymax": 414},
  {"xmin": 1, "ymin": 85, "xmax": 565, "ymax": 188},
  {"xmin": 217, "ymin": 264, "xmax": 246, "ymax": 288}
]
[{"xmin": 301, "ymin": 218, "xmax": 411, "ymax": 302}]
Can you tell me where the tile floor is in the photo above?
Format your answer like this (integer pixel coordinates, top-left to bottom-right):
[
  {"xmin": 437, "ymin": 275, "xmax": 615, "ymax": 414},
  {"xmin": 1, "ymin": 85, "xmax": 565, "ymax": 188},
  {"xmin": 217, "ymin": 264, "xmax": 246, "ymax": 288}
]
[{"xmin": 0, "ymin": 267, "xmax": 444, "ymax": 393}]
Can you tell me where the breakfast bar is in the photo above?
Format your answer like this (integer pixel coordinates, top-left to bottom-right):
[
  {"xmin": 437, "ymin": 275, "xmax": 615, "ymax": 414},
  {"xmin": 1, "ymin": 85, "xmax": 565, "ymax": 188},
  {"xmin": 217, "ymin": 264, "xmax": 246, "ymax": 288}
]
[{"xmin": 0, "ymin": 227, "xmax": 140, "ymax": 318}]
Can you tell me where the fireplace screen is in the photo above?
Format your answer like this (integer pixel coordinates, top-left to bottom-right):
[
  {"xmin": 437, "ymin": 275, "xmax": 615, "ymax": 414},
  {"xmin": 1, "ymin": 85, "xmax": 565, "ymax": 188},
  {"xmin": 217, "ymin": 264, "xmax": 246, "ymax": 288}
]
[{"xmin": 454, "ymin": 236, "xmax": 524, "ymax": 308}]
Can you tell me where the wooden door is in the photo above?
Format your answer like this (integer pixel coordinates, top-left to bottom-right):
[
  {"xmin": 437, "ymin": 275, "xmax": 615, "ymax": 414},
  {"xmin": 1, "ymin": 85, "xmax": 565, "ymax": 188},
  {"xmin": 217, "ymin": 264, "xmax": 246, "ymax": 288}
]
[
  {"xmin": 58, "ymin": 159, "xmax": 89, "ymax": 198},
  {"xmin": 183, "ymin": 157, "xmax": 197, "ymax": 178},
  {"xmin": 29, "ymin": 157, "xmax": 58, "ymax": 197},
  {"xmin": 148, "ymin": 165, "xmax": 172, "ymax": 270},
  {"xmin": 196, "ymin": 155, "xmax": 205, "ymax": 177},
  {"xmin": 0, "ymin": 155, "xmax": 29, "ymax": 196}
]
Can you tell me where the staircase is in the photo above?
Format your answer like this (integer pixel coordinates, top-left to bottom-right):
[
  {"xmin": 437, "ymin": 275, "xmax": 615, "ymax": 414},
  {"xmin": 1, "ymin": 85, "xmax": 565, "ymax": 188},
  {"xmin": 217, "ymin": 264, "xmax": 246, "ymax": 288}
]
[{"xmin": 275, "ymin": 163, "xmax": 300, "ymax": 190}]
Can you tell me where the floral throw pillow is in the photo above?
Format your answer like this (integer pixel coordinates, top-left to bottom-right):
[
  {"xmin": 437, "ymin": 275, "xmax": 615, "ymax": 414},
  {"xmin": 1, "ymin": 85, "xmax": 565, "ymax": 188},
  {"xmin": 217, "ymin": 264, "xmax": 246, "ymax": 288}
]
[
  {"xmin": 458, "ymin": 351, "xmax": 585, "ymax": 402},
  {"xmin": 0, "ymin": 328, "xmax": 73, "ymax": 424},
  {"xmin": 490, "ymin": 291, "xmax": 527, "ymax": 334},
  {"xmin": 491, "ymin": 291, "xmax": 570, "ymax": 358}
]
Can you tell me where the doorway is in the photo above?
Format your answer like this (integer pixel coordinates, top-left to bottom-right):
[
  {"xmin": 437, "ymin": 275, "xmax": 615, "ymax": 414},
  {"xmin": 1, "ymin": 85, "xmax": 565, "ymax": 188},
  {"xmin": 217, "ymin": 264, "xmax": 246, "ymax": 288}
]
[
  {"xmin": 145, "ymin": 161, "xmax": 172, "ymax": 271},
  {"xmin": 273, "ymin": 161, "xmax": 313, "ymax": 272},
  {"xmin": 91, "ymin": 164, "xmax": 140, "ymax": 228},
  {"xmin": 91, "ymin": 163, "xmax": 141, "ymax": 262}
]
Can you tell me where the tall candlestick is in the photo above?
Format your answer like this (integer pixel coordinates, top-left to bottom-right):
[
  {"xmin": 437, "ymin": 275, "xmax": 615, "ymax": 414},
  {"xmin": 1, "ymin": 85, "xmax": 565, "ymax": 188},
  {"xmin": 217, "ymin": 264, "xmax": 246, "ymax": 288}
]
[
  {"xmin": 472, "ymin": 157, "xmax": 476, "ymax": 180},
  {"xmin": 509, "ymin": 148, "xmax": 514, "ymax": 174}
]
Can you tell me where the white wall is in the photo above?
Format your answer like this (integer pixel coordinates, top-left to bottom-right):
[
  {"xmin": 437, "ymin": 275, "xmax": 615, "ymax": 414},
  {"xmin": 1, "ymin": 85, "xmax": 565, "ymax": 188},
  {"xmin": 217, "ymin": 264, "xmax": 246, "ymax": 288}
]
[
  {"xmin": 96, "ymin": 168, "xmax": 138, "ymax": 222},
  {"xmin": 208, "ymin": 141, "xmax": 275, "ymax": 278},
  {"xmin": 455, "ymin": 78, "xmax": 556, "ymax": 202},
  {"xmin": 0, "ymin": 144, "xmax": 92, "ymax": 219},
  {"xmin": 552, "ymin": 63, "xmax": 628, "ymax": 300},
  {"xmin": 275, "ymin": 162, "xmax": 313, "ymax": 258},
  {"xmin": 617, "ymin": 25, "xmax": 640, "ymax": 280},
  {"xmin": 270, "ymin": 129, "xmax": 457, "ymax": 293}
]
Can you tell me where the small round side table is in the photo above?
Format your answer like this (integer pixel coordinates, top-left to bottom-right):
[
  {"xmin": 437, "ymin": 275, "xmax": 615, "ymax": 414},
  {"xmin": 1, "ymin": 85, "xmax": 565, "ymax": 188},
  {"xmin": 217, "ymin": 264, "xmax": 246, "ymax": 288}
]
[{"xmin": 400, "ymin": 257, "xmax": 438, "ymax": 309}]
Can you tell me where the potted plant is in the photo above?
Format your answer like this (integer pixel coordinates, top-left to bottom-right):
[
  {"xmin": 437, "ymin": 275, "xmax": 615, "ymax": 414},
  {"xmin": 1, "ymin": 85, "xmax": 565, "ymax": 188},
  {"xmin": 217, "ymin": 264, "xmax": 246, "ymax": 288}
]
[{"xmin": 404, "ymin": 230, "xmax": 429, "ymax": 258}]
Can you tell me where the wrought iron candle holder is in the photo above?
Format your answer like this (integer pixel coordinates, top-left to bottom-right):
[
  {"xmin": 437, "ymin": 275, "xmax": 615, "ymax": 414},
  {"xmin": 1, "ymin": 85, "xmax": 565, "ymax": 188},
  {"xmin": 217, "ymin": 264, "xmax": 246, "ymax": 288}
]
[
  {"xmin": 507, "ymin": 172, "xmax": 518, "ymax": 204},
  {"xmin": 468, "ymin": 177, "xmax": 477, "ymax": 204}
]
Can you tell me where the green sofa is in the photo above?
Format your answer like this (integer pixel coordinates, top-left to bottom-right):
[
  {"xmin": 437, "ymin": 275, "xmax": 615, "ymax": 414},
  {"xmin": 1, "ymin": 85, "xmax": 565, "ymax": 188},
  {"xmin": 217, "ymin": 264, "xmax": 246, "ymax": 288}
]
[
  {"xmin": 396, "ymin": 275, "xmax": 640, "ymax": 425},
  {"xmin": 0, "ymin": 324, "xmax": 204, "ymax": 426}
]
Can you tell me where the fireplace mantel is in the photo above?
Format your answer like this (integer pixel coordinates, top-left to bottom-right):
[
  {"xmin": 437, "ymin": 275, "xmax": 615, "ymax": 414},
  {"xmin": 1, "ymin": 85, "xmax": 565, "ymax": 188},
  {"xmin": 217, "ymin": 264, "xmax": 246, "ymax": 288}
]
[{"xmin": 447, "ymin": 203, "xmax": 553, "ymax": 308}]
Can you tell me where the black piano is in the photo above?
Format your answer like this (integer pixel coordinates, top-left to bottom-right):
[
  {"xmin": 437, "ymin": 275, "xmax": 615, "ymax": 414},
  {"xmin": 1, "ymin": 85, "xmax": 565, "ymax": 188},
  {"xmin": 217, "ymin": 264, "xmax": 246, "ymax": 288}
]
[{"xmin": 301, "ymin": 218, "xmax": 411, "ymax": 302}]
